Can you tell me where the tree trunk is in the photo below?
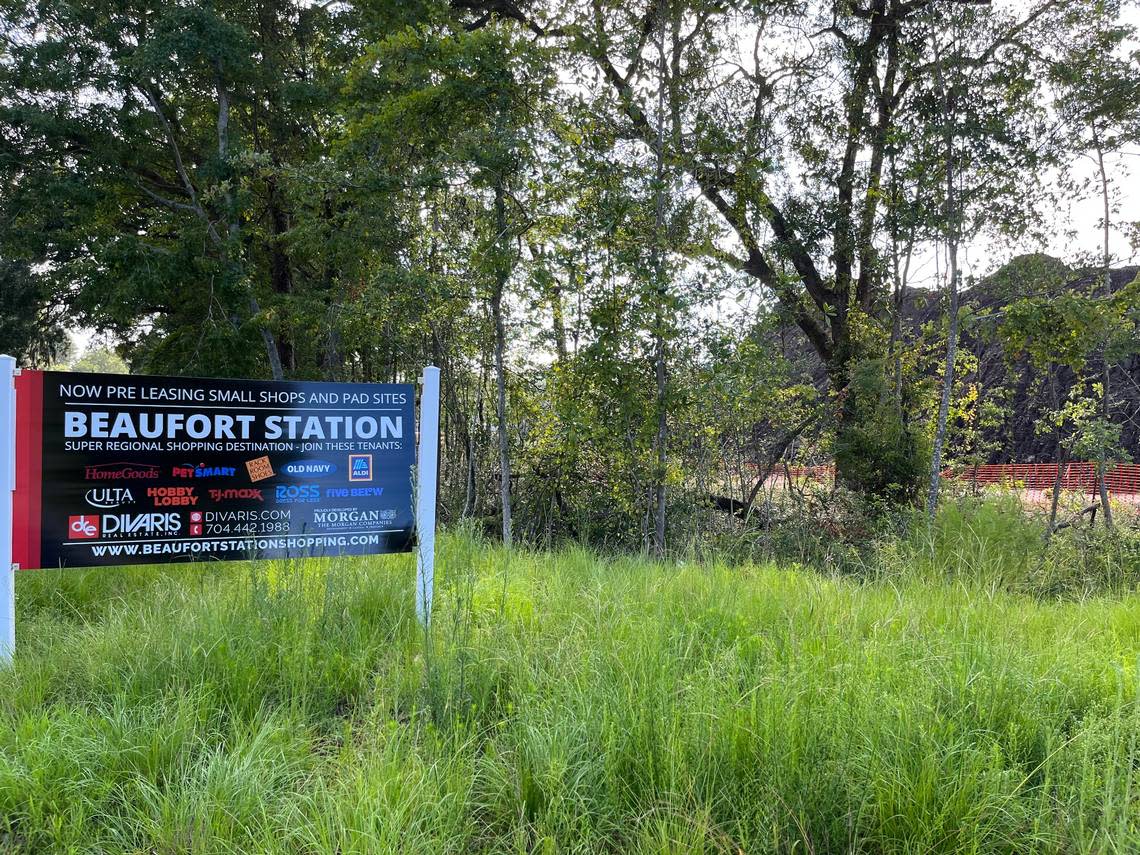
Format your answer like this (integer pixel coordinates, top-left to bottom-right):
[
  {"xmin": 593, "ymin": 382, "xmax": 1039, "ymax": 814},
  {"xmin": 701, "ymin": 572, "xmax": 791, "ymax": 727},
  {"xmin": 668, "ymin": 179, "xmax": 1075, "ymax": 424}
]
[
  {"xmin": 926, "ymin": 28, "xmax": 960, "ymax": 520},
  {"xmin": 266, "ymin": 179, "xmax": 295, "ymax": 374},
  {"xmin": 1047, "ymin": 443, "xmax": 1067, "ymax": 540},
  {"xmin": 1094, "ymin": 141, "xmax": 1114, "ymax": 530},
  {"xmin": 249, "ymin": 294, "xmax": 284, "ymax": 381},
  {"xmin": 492, "ymin": 180, "xmax": 513, "ymax": 548},
  {"xmin": 650, "ymin": 0, "xmax": 668, "ymax": 558},
  {"xmin": 551, "ymin": 273, "xmax": 569, "ymax": 363}
]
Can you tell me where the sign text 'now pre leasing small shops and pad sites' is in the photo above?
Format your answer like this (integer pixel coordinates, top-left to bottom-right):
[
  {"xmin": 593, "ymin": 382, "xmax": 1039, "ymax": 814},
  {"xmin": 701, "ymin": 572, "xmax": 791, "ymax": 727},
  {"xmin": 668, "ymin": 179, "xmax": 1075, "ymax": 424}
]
[{"xmin": 0, "ymin": 359, "xmax": 443, "ymax": 662}]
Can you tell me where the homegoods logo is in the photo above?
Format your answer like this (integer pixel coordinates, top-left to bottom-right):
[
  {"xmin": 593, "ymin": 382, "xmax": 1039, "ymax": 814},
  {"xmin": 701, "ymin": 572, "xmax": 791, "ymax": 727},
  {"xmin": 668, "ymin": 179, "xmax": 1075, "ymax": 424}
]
[{"xmin": 84, "ymin": 462, "xmax": 160, "ymax": 480}]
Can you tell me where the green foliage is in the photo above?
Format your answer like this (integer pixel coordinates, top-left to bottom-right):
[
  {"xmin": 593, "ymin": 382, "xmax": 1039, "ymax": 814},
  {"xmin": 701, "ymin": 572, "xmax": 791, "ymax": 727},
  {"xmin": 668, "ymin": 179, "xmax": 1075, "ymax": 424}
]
[
  {"xmin": 0, "ymin": 259, "xmax": 68, "ymax": 366},
  {"xmin": 1, "ymin": 531, "xmax": 1139, "ymax": 851},
  {"xmin": 1040, "ymin": 383, "xmax": 1131, "ymax": 466},
  {"xmin": 835, "ymin": 359, "xmax": 930, "ymax": 503},
  {"xmin": 53, "ymin": 344, "xmax": 129, "ymax": 374},
  {"xmin": 891, "ymin": 496, "xmax": 1140, "ymax": 598},
  {"xmin": 1000, "ymin": 279, "xmax": 1140, "ymax": 371}
]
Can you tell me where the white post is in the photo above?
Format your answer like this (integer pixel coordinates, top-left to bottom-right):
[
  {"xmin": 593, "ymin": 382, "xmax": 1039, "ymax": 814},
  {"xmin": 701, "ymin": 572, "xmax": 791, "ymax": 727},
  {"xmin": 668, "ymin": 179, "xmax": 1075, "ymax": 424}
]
[
  {"xmin": 415, "ymin": 366, "xmax": 441, "ymax": 626},
  {"xmin": 0, "ymin": 355, "xmax": 16, "ymax": 666}
]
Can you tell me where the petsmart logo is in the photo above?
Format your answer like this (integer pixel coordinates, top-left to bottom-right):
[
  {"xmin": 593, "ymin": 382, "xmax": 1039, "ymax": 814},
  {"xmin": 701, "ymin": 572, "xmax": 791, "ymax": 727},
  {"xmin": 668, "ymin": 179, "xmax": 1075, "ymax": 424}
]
[
  {"xmin": 348, "ymin": 454, "xmax": 373, "ymax": 482},
  {"xmin": 281, "ymin": 460, "xmax": 337, "ymax": 477},
  {"xmin": 173, "ymin": 463, "xmax": 236, "ymax": 478}
]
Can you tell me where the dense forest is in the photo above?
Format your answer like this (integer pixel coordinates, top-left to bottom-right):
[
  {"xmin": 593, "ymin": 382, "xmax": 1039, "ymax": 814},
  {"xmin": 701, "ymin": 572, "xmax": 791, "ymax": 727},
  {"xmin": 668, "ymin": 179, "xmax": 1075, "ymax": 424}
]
[{"xmin": 3, "ymin": 0, "xmax": 1139, "ymax": 552}]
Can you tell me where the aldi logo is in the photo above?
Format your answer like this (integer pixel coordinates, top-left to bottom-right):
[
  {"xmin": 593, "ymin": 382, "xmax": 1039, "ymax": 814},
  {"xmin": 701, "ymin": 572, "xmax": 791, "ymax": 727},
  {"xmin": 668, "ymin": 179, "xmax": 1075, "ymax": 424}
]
[{"xmin": 348, "ymin": 454, "xmax": 373, "ymax": 482}]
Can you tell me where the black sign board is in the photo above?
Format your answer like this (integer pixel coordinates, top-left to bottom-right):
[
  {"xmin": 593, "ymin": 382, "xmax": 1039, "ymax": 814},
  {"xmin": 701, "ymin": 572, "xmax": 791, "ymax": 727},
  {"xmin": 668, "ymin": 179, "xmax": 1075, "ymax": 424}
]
[{"xmin": 13, "ymin": 371, "xmax": 416, "ymax": 568}]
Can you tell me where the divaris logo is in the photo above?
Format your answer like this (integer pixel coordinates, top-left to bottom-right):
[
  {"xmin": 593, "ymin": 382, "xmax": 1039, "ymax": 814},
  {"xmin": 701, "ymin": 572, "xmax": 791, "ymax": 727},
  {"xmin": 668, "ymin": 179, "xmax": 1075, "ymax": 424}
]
[{"xmin": 68, "ymin": 515, "xmax": 101, "ymax": 539}]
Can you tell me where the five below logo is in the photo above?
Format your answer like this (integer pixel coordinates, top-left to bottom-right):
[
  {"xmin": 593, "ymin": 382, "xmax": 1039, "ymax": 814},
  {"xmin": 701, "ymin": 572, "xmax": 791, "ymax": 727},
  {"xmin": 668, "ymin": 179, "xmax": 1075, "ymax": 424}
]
[{"xmin": 348, "ymin": 454, "xmax": 373, "ymax": 482}]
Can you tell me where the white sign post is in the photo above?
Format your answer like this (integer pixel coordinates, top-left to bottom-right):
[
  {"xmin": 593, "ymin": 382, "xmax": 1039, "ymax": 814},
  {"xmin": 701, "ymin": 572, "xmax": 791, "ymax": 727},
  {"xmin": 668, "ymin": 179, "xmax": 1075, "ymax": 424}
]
[
  {"xmin": 415, "ymin": 366, "xmax": 441, "ymax": 626},
  {"xmin": 0, "ymin": 355, "xmax": 16, "ymax": 666}
]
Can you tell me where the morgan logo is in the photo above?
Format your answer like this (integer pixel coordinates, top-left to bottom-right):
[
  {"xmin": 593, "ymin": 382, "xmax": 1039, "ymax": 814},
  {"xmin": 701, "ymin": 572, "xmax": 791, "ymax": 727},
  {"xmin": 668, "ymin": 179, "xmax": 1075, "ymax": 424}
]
[
  {"xmin": 312, "ymin": 513, "xmax": 383, "ymax": 526},
  {"xmin": 69, "ymin": 515, "xmax": 101, "ymax": 539},
  {"xmin": 348, "ymin": 454, "xmax": 373, "ymax": 482},
  {"xmin": 84, "ymin": 487, "xmax": 134, "ymax": 509},
  {"xmin": 84, "ymin": 463, "xmax": 160, "ymax": 481}
]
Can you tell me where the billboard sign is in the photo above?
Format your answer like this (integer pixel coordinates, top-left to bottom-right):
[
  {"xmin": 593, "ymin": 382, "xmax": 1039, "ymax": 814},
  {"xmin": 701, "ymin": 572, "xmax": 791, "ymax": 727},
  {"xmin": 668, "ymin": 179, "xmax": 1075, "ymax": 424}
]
[{"xmin": 10, "ymin": 371, "xmax": 418, "ymax": 568}]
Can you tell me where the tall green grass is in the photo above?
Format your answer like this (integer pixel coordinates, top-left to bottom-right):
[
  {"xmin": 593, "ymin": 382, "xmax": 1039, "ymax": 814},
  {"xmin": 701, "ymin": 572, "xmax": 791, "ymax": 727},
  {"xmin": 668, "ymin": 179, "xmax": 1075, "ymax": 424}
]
[{"xmin": 0, "ymin": 524, "xmax": 1137, "ymax": 852}]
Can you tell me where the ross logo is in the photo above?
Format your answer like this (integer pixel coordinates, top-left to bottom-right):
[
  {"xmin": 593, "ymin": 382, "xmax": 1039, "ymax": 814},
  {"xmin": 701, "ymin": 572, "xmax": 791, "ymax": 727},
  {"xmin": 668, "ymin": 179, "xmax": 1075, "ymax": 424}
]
[
  {"xmin": 245, "ymin": 456, "xmax": 275, "ymax": 483},
  {"xmin": 68, "ymin": 515, "xmax": 101, "ymax": 539},
  {"xmin": 208, "ymin": 488, "xmax": 263, "ymax": 502},
  {"xmin": 84, "ymin": 463, "xmax": 159, "ymax": 481},
  {"xmin": 84, "ymin": 487, "xmax": 135, "ymax": 509},
  {"xmin": 281, "ymin": 460, "xmax": 337, "ymax": 478},
  {"xmin": 172, "ymin": 463, "xmax": 236, "ymax": 478},
  {"xmin": 189, "ymin": 511, "xmax": 204, "ymax": 536},
  {"xmin": 100, "ymin": 512, "xmax": 182, "ymax": 537},
  {"xmin": 147, "ymin": 486, "xmax": 197, "ymax": 507},
  {"xmin": 348, "ymin": 454, "xmax": 373, "ymax": 482},
  {"xmin": 274, "ymin": 484, "xmax": 321, "ymax": 504}
]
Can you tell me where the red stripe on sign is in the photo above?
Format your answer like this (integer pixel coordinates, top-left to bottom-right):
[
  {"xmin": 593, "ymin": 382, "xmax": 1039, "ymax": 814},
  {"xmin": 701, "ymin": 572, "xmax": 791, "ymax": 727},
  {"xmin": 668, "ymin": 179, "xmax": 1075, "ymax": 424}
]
[{"xmin": 13, "ymin": 370, "xmax": 44, "ymax": 570}]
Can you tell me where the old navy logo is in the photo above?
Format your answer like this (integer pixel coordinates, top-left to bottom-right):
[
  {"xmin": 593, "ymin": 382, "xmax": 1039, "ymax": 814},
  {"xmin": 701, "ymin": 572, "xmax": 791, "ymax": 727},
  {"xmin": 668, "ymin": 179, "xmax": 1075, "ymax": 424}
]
[
  {"xmin": 172, "ymin": 463, "xmax": 236, "ymax": 478},
  {"xmin": 85, "ymin": 487, "xmax": 135, "ymax": 509},
  {"xmin": 281, "ymin": 460, "xmax": 337, "ymax": 477}
]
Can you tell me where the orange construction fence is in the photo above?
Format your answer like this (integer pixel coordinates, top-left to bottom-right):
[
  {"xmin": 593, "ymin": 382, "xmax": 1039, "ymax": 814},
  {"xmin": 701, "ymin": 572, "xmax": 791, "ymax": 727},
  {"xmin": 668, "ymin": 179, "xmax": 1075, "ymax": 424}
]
[{"xmin": 769, "ymin": 462, "xmax": 1140, "ymax": 495}]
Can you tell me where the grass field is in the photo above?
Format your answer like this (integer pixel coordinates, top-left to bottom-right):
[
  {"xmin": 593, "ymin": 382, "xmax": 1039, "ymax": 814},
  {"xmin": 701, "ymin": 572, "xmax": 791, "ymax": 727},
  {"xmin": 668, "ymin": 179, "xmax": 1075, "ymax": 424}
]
[{"xmin": 1, "ymin": 518, "xmax": 1138, "ymax": 853}]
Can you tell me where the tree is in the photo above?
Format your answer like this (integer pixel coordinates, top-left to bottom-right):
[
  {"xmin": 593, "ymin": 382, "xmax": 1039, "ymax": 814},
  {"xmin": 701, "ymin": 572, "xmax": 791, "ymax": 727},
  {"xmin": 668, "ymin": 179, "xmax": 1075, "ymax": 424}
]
[
  {"xmin": 455, "ymin": 0, "xmax": 1078, "ymax": 499},
  {"xmin": 342, "ymin": 15, "xmax": 555, "ymax": 544},
  {"xmin": 0, "ymin": 0, "xmax": 360, "ymax": 378},
  {"xmin": 0, "ymin": 258, "xmax": 68, "ymax": 366},
  {"xmin": 1050, "ymin": 10, "xmax": 1140, "ymax": 530}
]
